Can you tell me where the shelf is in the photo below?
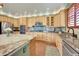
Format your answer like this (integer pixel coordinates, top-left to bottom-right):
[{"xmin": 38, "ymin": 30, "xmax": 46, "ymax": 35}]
[{"xmin": 47, "ymin": 17, "xmax": 50, "ymax": 26}]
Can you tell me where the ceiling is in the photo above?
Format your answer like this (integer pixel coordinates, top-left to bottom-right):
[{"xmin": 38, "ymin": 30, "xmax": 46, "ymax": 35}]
[{"xmin": 0, "ymin": 3, "xmax": 71, "ymax": 18}]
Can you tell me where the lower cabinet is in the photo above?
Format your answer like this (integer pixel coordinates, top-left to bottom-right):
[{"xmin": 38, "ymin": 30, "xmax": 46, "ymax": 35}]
[
  {"xmin": 11, "ymin": 44, "xmax": 29, "ymax": 56},
  {"xmin": 29, "ymin": 38, "xmax": 46, "ymax": 56}
]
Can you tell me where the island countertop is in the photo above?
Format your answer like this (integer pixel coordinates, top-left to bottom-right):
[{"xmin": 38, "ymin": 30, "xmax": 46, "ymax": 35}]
[{"xmin": 0, "ymin": 34, "xmax": 36, "ymax": 56}]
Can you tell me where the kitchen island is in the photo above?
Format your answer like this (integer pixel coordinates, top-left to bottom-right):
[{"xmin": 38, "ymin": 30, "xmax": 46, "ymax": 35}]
[
  {"xmin": 27, "ymin": 32, "xmax": 62, "ymax": 56},
  {"xmin": 0, "ymin": 32, "xmax": 62, "ymax": 56},
  {"xmin": 0, "ymin": 34, "xmax": 36, "ymax": 56}
]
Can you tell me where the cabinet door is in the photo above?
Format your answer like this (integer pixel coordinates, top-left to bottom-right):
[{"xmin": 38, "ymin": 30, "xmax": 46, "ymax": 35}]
[
  {"xmin": 54, "ymin": 15, "xmax": 59, "ymax": 27},
  {"xmin": 60, "ymin": 11, "xmax": 66, "ymax": 27},
  {"xmin": 11, "ymin": 44, "xmax": 29, "ymax": 56},
  {"xmin": 19, "ymin": 17, "xmax": 27, "ymax": 26},
  {"xmin": 57, "ymin": 14, "xmax": 61, "ymax": 27},
  {"xmin": 13, "ymin": 20, "xmax": 19, "ymax": 27},
  {"xmin": 54, "ymin": 16, "xmax": 57, "ymax": 27}
]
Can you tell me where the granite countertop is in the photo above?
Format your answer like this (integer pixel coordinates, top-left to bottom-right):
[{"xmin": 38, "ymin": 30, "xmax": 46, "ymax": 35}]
[
  {"xmin": 59, "ymin": 33, "xmax": 79, "ymax": 55},
  {"xmin": 0, "ymin": 34, "xmax": 36, "ymax": 56}
]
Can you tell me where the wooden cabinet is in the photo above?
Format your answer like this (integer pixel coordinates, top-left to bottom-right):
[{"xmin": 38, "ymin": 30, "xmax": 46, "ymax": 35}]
[
  {"xmin": 0, "ymin": 15, "xmax": 7, "ymax": 22},
  {"xmin": 57, "ymin": 14, "xmax": 61, "ymax": 27},
  {"xmin": 53, "ymin": 14, "xmax": 60, "ymax": 27},
  {"xmin": 60, "ymin": 10, "xmax": 66, "ymax": 27},
  {"xmin": 13, "ymin": 19, "xmax": 19, "ymax": 27},
  {"xmin": 28, "ymin": 17, "xmax": 35, "ymax": 27},
  {"xmin": 46, "ymin": 16, "xmax": 54, "ymax": 26},
  {"xmin": 54, "ymin": 16, "xmax": 58, "ymax": 27},
  {"xmin": 0, "ymin": 10, "xmax": 66, "ymax": 28},
  {"xmin": 53, "ymin": 10, "xmax": 66, "ymax": 27},
  {"xmin": 28, "ymin": 16, "xmax": 47, "ymax": 27},
  {"xmin": 37, "ymin": 16, "xmax": 47, "ymax": 26},
  {"xmin": 19, "ymin": 17, "xmax": 27, "ymax": 25},
  {"xmin": 47, "ymin": 17, "xmax": 50, "ymax": 26},
  {"xmin": 46, "ymin": 14, "xmax": 64, "ymax": 27},
  {"xmin": 51, "ymin": 17, "xmax": 54, "ymax": 26},
  {"xmin": 0, "ymin": 15, "xmax": 17, "ymax": 26}
]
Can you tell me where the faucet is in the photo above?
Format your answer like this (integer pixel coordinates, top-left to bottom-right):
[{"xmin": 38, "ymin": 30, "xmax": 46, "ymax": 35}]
[{"xmin": 68, "ymin": 28, "xmax": 77, "ymax": 38}]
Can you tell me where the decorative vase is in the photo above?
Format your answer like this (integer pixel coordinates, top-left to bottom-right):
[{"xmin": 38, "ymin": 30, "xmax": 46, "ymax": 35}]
[{"xmin": 4, "ymin": 28, "xmax": 12, "ymax": 37}]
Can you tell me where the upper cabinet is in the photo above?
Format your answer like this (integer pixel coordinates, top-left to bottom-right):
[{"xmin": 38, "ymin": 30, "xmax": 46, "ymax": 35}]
[
  {"xmin": 19, "ymin": 17, "xmax": 28, "ymax": 26},
  {"xmin": 46, "ymin": 16, "xmax": 54, "ymax": 27},
  {"xmin": 60, "ymin": 10, "xmax": 66, "ymax": 27},
  {"xmin": 51, "ymin": 17, "xmax": 54, "ymax": 26},
  {"xmin": 0, "ymin": 15, "xmax": 8, "ymax": 22},
  {"xmin": 13, "ymin": 19, "xmax": 19, "ymax": 27},
  {"xmin": 46, "ymin": 16, "xmax": 50, "ymax": 26},
  {"xmin": 0, "ymin": 15, "xmax": 16, "ymax": 25},
  {"xmin": 67, "ymin": 3, "xmax": 79, "ymax": 28},
  {"xmin": 28, "ymin": 17, "xmax": 36, "ymax": 27},
  {"xmin": 53, "ymin": 15, "xmax": 59, "ymax": 27},
  {"xmin": 53, "ymin": 10, "xmax": 66, "ymax": 27},
  {"xmin": 28, "ymin": 16, "xmax": 47, "ymax": 27}
]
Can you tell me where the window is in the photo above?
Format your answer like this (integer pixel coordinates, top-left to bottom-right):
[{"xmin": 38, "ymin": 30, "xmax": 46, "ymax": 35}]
[
  {"xmin": 68, "ymin": 4, "xmax": 75, "ymax": 27},
  {"xmin": 67, "ymin": 3, "xmax": 79, "ymax": 28}
]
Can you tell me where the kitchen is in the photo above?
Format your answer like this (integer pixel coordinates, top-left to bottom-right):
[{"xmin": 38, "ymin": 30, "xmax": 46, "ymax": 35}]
[{"xmin": 0, "ymin": 3, "xmax": 79, "ymax": 56}]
